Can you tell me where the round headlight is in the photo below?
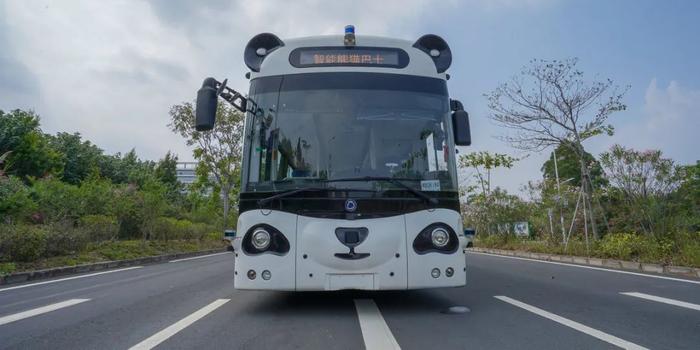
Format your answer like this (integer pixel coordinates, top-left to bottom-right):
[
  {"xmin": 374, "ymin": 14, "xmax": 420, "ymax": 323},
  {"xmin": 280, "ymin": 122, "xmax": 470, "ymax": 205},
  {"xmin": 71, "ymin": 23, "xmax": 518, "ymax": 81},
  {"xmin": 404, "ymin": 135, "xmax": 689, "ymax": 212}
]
[
  {"xmin": 252, "ymin": 229, "xmax": 271, "ymax": 250},
  {"xmin": 431, "ymin": 228, "xmax": 450, "ymax": 248}
]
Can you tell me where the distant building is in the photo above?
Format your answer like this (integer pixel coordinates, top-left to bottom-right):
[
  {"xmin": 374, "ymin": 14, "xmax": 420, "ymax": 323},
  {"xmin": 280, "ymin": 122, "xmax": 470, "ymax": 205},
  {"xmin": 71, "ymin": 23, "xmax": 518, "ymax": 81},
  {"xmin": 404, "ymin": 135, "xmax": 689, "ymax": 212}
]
[
  {"xmin": 177, "ymin": 162, "xmax": 216, "ymax": 195},
  {"xmin": 176, "ymin": 162, "xmax": 198, "ymax": 186}
]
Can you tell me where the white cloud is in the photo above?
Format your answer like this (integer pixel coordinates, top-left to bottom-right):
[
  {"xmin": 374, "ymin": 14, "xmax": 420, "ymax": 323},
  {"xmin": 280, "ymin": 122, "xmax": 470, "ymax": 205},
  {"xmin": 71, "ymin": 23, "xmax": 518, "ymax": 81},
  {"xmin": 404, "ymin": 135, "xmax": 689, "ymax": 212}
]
[
  {"xmin": 604, "ymin": 79, "xmax": 700, "ymax": 165},
  {"xmin": 1, "ymin": 0, "xmax": 467, "ymax": 161}
]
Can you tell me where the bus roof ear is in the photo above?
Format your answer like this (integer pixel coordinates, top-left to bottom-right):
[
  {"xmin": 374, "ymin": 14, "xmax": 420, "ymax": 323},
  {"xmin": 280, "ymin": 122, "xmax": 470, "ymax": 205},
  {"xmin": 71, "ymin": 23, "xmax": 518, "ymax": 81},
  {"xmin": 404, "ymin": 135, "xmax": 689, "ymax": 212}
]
[
  {"xmin": 244, "ymin": 33, "xmax": 285, "ymax": 72},
  {"xmin": 413, "ymin": 34, "xmax": 452, "ymax": 73}
]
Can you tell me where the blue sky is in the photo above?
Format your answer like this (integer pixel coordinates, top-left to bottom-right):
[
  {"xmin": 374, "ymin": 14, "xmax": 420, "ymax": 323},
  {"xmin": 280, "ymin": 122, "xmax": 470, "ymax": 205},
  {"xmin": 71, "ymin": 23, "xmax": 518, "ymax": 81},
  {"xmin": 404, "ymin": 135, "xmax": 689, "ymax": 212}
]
[{"xmin": 1, "ymin": 0, "xmax": 698, "ymax": 194}]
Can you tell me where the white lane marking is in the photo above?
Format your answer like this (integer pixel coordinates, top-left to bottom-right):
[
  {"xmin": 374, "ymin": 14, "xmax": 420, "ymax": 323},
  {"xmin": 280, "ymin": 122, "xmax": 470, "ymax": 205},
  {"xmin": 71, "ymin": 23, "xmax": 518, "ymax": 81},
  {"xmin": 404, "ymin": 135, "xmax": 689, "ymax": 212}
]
[
  {"xmin": 0, "ymin": 266, "xmax": 143, "ymax": 293},
  {"xmin": 495, "ymin": 296, "xmax": 647, "ymax": 350},
  {"xmin": 621, "ymin": 292, "xmax": 700, "ymax": 311},
  {"xmin": 128, "ymin": 299, "xmax": 230, "ymax": 350},
  {"xmin": 353, "ymin": 299, "xmax": 401, "ymax": 350},
  {"xmin": 168, "ymin": 252, "xmax": 230, "ymax": 263},
  {"xmin": 469, "ymin": 251, "xmax": 700, "ymax": 285},
  {"xmin": 0, "ymin": 299, "xmax": 90, "ymax": 326}
]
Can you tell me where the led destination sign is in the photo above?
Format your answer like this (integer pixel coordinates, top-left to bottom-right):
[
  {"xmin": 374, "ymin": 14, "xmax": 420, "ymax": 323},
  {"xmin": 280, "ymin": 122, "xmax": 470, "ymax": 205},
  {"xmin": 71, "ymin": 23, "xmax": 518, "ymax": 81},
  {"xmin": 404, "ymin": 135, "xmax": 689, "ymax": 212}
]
[{"xmin": 290, "ymin": 47, "xmax": 409, "ymax": 68}]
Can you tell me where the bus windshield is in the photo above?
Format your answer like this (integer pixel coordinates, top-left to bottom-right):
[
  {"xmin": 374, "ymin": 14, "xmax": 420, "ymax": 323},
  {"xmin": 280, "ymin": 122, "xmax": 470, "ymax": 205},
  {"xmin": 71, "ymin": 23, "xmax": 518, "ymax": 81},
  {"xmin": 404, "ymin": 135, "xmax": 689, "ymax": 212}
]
[{"xmin": 244, "ymin": 72, "xmax": 457, "ymax": 192}]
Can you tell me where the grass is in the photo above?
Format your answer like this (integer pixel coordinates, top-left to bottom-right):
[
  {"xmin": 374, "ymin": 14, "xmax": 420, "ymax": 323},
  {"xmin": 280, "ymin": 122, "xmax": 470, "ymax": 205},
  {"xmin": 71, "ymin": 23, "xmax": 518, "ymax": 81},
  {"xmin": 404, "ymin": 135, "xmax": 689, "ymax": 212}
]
[
  {"xmin": 2, "ymin": 239, "xmax": 226, "ymax": 276},
  {"xmin": 475, "ymin": 232, "xmax": 700, "ymax": 268}
]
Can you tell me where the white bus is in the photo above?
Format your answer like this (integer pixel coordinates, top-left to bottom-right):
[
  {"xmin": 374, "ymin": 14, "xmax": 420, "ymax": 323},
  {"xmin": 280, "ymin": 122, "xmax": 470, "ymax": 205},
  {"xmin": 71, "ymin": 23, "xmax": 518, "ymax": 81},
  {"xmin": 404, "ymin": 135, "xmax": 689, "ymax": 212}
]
[{"xmin": 195, "ymin": 26, "xmax": 472, "ymax": 291}]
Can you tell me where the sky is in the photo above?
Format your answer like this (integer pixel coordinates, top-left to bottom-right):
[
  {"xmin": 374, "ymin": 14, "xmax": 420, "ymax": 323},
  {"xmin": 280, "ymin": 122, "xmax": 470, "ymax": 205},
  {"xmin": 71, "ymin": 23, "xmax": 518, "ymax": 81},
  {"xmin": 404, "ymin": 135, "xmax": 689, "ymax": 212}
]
[{"xmin": 1, "ymin": 0, "xmax": 699, "ymax": 194}]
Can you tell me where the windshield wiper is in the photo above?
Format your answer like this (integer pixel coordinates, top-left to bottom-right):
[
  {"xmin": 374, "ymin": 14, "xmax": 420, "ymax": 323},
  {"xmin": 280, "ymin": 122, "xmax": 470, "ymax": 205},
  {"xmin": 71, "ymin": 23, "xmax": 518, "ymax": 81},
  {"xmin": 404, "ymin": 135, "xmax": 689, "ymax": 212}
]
[
  {"xmin": 257, "ymin": 187, "xmax": 325, "ymax": 207},
  {"xmin": 325, "ymin": 176, "xmax": 438, "ymax": 205},
  {"xmin": 256, "ymin": 186, "xmax": 377, "ymax": 207}
]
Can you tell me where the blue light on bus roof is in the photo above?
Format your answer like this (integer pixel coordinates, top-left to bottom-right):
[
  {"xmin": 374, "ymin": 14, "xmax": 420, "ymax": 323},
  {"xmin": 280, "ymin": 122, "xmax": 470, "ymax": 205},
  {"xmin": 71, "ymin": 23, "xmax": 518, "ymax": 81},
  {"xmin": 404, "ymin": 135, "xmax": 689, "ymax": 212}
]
[{"xmin": 345, "ymin": 25, "xmax": 355, "ymax": 34}]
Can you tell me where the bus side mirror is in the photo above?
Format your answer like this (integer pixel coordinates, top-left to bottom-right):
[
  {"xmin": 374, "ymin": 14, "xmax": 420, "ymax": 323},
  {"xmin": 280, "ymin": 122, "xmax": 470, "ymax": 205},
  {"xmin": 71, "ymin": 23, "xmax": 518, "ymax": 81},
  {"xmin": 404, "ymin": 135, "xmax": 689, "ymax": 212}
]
[
  {"xmin": 196, "ymin": 78, "xmax": 219, "ymax": 131},
  {"xmin": 452, "ymin": 110, "xmax": 471, "ymax": 146}
]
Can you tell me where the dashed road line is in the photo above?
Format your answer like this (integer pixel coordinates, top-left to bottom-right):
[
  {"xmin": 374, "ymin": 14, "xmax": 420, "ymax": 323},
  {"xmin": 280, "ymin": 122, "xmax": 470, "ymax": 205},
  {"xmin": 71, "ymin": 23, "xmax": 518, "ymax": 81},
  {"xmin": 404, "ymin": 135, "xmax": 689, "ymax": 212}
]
[
  {"xmin": 168, "ymin": 252, "xmax": 230, "ymax": 263},
  {"xmin": 128, "ymin": 299, "xmax": 230, "ymax": 350},
  {"xmin": 495, "ymin": 295, "xmax": 648, "ymax": 350},
  {"xmin": 354, "ymin": 299, "xmax": 401, "ymax": 350},
  {"xmin": 0, "ymin": 267, "xmax": 143, "ymax": 293},
  {"xmin": 621, "ymin": 292, "xmax": 700, "ymax": 311},
  {"xmin": 470, "ymin": 251, "xmax": 700, "ymax": 285},
  {"xmin": 0, "ymin": 299, "xmax": 90, "ymax": 326}
]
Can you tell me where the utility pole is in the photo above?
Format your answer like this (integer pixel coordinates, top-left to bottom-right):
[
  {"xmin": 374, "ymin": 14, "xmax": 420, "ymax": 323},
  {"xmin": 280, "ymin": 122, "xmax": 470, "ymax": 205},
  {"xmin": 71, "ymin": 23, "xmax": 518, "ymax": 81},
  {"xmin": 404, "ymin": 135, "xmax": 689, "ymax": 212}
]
[{"xmin": 552, "ymin": 149, "xmax": 566, "ymax": 242}]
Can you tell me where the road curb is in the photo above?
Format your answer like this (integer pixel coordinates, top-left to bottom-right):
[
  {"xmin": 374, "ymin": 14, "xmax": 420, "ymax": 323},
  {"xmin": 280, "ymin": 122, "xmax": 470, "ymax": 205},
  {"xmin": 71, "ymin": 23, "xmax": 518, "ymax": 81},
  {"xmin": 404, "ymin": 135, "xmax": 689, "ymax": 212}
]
[
  {"xmin": 0, "ymin": 248, "xmax": 228, "ymax": 286},
  {"xmin": 470, "ymin": 247, "xmax": 700, "ymax": 279}
]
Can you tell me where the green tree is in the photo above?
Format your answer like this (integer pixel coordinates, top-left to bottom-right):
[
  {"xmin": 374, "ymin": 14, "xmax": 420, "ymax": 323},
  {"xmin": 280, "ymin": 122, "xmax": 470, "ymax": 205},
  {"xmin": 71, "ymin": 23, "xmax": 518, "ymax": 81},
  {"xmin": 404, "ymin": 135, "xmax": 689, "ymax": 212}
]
[
  {"xmin": 541, "ymin": 142, "xmax": 606, "ymax": 189},
  {"xmin": 459, "ymin": 151, "xmax": 519, "ymax": 235},
  {"xmin": 154, "ymin": 151, "xmax": 182, "ymax": 201},
  {"xmin": 169, "ymin": 102, "xmax": 244, "ymax": 229},
  {"xmin": 677, "ymin": 161, "xmax": 700, "ymax": 231},
  {"xmin": 48, "ymin": 132, "xmax": 103, "ymax": 185},
  {"xmin": 0, "ymin": 109, "xmax": 63, "ymax": 180},
  {"xmin": 485, "ymin": 58, "xmax": 628, "ymax": 239},
  {"xmin": 459, "ymin": 151, "xmax": 517, "ymax": 197},
  {"xmin": 600, "ymin": 144, "xmax": 683, "ymax": 236},
  {"xmin": 0, "ymin": 175, "xmax": 37, "ymax": 224}
]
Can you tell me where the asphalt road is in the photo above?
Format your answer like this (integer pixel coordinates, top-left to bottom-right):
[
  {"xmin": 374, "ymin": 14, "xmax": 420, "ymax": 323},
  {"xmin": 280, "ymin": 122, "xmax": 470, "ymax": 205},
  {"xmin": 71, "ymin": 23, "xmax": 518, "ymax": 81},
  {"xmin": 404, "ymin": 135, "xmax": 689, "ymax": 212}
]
[{"xmin": 1, "ymin": 251, "xmax": 699, "ymax": 350}]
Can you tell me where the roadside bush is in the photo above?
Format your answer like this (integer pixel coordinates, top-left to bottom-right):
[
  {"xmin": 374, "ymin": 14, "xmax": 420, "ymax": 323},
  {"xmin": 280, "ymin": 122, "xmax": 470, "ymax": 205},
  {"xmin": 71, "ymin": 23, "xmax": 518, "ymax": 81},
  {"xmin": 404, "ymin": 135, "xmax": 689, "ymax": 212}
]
[
  {"xmin": 78, "ymin": 177, "xmax": 114, "ymax": 216},
  {"xmin": 0, "ymin": 175, "xmax": 37, "ymax": 223},
  {"xmin": 475, "ymin": 233, "xmax": 513, "ymax": 248},
  {"xmin": 597, "ymin": 233, "xmax": 644, "ymax": 260},
  {"xmin": 151, "ymin": 217, "xmax": 214, "ymax": 241},
  {"xmin": 111, "ymin": 185, "xmax": 144, "ymax": 239},
  {"xmin": 674, "ymin": 232, "xmax": 700, "ymax": 267},
  {"xmin": 32, "ymin": 177, "xmax": 82, "ymax": 223},
  {"xmin": 0, "ymin": 224, "xmax": 47, "ymax": 262},
  {"xmin": 204, "ymin": 231, "xmax": 221, "ymax": 241},
  {"xmin": 79, "ymin": 215, "xmax": 118, "ymax": 242},
  {"xmin": 43, "ymin": 222, "xmax": 89, "ymax": 257},
  {"xmin": 0, "ymin": 262, "xmax": 16, "ymax": 276}
]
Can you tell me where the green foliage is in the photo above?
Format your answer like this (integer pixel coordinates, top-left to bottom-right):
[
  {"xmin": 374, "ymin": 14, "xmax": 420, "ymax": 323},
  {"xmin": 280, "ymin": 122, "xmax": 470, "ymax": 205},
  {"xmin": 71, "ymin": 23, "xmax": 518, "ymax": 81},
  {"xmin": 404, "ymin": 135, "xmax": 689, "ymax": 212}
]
[
  {"xmin": 152, "ymin": 217, "xmax": 213, "ymax": 241},
  {"xmin": 541, "ymin": 142, "xmax": 606, "ymax": 189},
  {"xmin": 169, "ymin": 102, "xmax": 244, "ymax": 228},
  {"xmin": 463, "ymin": 187, "xmax": 531, "ymax": 235},
  {"xmin": 477, "ymin": 232, "xmax": 700, "ymax": 267},
  {"xmin": 79, "ymin": 215, "xmax": 119, "ymax": 242},
  {"xmin": 32, "ymin": 177, "xmax": 83, "ymax": 223},
  {"xmin": 677, "ymin": 236, "xmax": 700, "ymax": 267},
  {"xmin": 0, "ymin": 175, "xmax": 36, "ymax": 223},
  {"xmin": 600, "ymin": 144, "xmax": 685, "ymax": 235},
  {"xmin": 48, "ymin": 132, "xmax": 103, "ymax": 185},
  {"xmin": 0, "ymin": 262, "xmax": 16, "ymax": 276},
  {"xmin": 111, "ymin": 185, "xmax": 145, "ymax": 239},
  {"xmin": 78, "ymin": 176, "xmax": 115, "ymax": 216},
  {"xmin": 0, "ymin": 224, "xmax": 47, "ymax": 262},
  {"xmin": 0, "ymin": 108, "xmax": 227, "ymax": 269},
  {"xmin": 0, "ymin": 109, "xmax": 63, "ymax": 180},
  {"xmin": 460, "ymin": 151, "xmax": 518, "ymax": 197},
  {"xmin": 598, "ymin": 233, "xmax": 643, "ymax": 260},
  {"xmin": 154, "ymin": 151, "xmax": 183, "ymax": 201},
  {"xmin": 676, "ymin": 161, "xmax": 700, "ymax": 231},
  {"xmin": 44, "ymin": 222, "xmax": 90, "ymax": 257}
]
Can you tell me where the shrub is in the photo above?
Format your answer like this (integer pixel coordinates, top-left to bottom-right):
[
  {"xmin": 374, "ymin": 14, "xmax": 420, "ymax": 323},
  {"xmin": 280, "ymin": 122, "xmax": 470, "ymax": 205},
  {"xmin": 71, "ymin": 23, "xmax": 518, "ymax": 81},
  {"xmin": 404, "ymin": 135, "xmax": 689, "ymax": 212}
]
[
  {"xmin": 43, "ymin": 222, "xmax": 89, "ymax": 257},
  {"xmin": 78, "ymin": 177, "xmax": 115, "ymax": 216},
  {"xmin": 0, "ymin": 262, "xmax": 16, "ymax": 276},
  {"xmin": 32, "ymin": 177, "xmax": 82, "ymax": 223},
  {"xmin": 0, "ymin": 175, "xmax": 37, "ymax": 223},
  {"xmin": 598, "ymin": 233, "xmax": 644, "ymax": 260},
  {"xmin": 111, "ymin": 185, "xmax": 144, "ymax": 239},
  {"xmin": 151, "ymin": 217, "xmax": 214, "ymax": 241},
  {"xmin": 0, "ymin": 224, "xmax": 47, "ymax": 262},
  {"xmin": 79, "ymin": 215, "xmax": 118, "ymax": 242},
  {"xmin": 204, "ymin": 231, "xmax": 221, "ymax": 241},
  {"xmin": 673, "ymin": 232, "xmax": 700, "ymax": 267}
]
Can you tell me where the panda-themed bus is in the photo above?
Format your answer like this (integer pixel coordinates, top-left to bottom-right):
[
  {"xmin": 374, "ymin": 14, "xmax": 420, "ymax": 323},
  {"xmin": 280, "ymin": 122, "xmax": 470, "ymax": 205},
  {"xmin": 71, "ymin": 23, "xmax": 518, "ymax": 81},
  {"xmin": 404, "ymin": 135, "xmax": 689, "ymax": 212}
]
[{"xmin": 195, "ymin": 26, "xmax": 472, "ymax": 291}]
